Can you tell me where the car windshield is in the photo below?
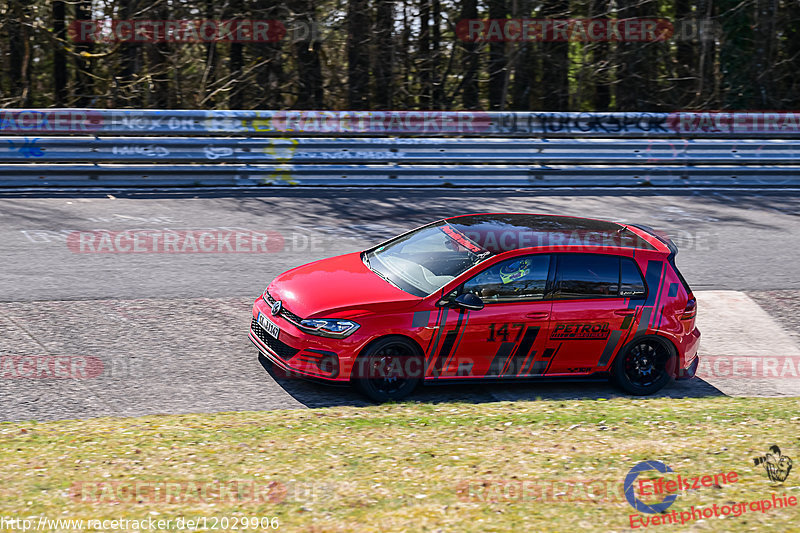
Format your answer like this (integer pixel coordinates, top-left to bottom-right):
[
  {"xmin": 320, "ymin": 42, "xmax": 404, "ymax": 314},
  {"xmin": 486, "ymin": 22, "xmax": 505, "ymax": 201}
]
[{"xmin": 364, "ymin": 222, "xmax": 491, "ymax": 297}]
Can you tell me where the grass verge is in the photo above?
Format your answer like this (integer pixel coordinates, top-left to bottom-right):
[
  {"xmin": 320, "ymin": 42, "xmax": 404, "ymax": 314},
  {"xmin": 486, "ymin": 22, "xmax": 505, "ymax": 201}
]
[{"xmin": 1, "ymin": 397, "xmax": 800, "ymax": 532}]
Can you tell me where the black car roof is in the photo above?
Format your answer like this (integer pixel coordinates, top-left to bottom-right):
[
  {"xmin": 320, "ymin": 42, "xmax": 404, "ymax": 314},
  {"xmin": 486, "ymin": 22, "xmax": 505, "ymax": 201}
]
[{"xmin": 444, "ymin": 213, "xmax": 659, "ymax": 253}]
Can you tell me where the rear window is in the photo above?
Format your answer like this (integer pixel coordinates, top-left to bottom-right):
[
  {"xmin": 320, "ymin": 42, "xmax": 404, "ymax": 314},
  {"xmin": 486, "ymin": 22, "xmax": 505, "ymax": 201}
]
[
  {"xmin": 554, "ymin": 254, "xmax": 620, "ymax": 297},
  {"xmin": 620, "ymin": 258, "xmax": 647, "ymax": 298}
]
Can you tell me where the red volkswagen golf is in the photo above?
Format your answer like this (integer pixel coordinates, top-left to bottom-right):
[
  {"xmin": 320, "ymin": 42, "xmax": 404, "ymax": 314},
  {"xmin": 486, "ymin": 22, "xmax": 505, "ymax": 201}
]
[{"xmin": 249, "ymin": 213, "xmax": 700, "ymax": 402}]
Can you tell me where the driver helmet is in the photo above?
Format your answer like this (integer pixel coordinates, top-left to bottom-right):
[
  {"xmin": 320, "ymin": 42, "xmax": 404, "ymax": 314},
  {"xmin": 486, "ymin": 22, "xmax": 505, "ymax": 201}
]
[{"xmin": 499, "ymin": 258, "xmax": 532, "ymax": 284}]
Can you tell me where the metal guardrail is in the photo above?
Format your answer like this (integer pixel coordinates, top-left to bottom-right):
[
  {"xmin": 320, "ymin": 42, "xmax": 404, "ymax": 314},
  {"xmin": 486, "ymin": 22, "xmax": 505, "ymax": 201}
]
[
  {"xmin": 1, "ymin": 109, "xmax": 799, "ymax": 187},
  {"xmin": 4, "ymin": 164, "xmax": 799, "ymax": 187},
  {"xmin": 2, "ymin": 109, "xmax": 800, "ymax": 137},
  {"xmin": 1, "ymin": 137, "xmax": 799, "ymax": 164}
]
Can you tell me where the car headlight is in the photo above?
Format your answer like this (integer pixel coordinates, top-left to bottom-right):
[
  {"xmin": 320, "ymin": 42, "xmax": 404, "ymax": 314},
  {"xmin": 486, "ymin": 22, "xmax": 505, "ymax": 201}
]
[{"xmin": 299, "ymin": 319, "xmax": 360, "ymax": 338}]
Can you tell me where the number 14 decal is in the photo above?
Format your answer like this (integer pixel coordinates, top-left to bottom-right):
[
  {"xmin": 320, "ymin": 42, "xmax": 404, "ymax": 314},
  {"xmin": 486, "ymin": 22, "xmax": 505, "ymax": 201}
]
[{"xmin": 486, "ymin": 323, "xmax": 525, "ymax": 342}]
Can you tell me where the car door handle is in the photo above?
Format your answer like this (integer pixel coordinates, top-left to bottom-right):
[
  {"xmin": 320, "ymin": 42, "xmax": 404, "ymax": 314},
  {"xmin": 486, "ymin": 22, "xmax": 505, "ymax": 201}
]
[
  {"xmin": 526, "ymin": 311, "xmax": 549, "ymax": 319},
  {"xmin": 614, "ymin": 309, "xmax": 635, "ymax": 316}
]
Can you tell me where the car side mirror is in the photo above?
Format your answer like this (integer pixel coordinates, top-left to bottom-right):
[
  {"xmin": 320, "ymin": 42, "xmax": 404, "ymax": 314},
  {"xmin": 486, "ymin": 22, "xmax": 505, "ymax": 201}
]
[{"xmin": 453, "ymin": 292, "xmax": 484, "ymax": 311}]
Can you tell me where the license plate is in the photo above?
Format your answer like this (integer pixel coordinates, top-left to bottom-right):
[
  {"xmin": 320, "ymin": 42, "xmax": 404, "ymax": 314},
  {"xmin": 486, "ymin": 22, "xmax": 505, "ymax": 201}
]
[{"xmin": 257, "ymin": 313, "xmax": 280, "ymax": 339}]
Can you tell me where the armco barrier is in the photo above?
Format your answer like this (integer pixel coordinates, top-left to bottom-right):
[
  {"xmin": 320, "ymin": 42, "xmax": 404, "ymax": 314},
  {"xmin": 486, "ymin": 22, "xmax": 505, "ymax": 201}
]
[{"xmin": 1, "ymin": 109, "xmax": 799, "ymax": 187}]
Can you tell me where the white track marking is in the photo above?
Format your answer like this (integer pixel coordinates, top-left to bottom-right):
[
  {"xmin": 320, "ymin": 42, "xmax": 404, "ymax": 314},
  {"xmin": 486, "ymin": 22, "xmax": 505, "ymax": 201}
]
[
  {"xmin": 694, "ymin": 290, "xmax": 800, "ymax": 357},
  {"xmin": 695, "ymin": 290, "xmax": 800, "ymax": 396}
]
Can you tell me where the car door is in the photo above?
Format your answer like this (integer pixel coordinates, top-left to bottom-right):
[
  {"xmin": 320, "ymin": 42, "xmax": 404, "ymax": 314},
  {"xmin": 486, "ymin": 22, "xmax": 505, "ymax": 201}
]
[
  {"xmin": 426, "ymin": 254, "xmax": 554, "ymax": 379},
  {"xmin": 545, "ymin": 253, "xmax": 644, "ymax": 375}
]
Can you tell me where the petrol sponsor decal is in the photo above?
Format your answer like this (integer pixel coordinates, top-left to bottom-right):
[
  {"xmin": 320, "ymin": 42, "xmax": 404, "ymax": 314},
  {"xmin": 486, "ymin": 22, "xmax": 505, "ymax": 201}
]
[{"xmin": 551, "ymin": 322, "xmax": 611, "ymax": 340}]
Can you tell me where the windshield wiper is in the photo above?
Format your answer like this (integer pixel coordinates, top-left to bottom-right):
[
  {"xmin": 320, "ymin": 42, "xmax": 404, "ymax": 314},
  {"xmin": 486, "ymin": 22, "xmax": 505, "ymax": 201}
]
[
  {"xmin": 364, "ymin": 253, "xmax": 402, "ymax": 289},
  {"xmin": 371, "ymin": 266, "xmax": 402, "ymax": 289}
]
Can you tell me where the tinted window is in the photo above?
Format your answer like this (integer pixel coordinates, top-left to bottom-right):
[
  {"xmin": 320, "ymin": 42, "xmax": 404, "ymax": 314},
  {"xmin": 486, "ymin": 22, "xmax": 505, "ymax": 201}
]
[
  {"xmin": 620, "ymin": 258, "xmax": 646, "ymax": 297},
  {"xmin": 555, "ymin": 254, "xmax": 619, "ymax": 298},
  {"xmin": 463, "ymin": 255, "xmax": 551, "ymax": 302},
  {"xmin": 447, "ymin": 214, "xmax": 656, "ymax": 253}
]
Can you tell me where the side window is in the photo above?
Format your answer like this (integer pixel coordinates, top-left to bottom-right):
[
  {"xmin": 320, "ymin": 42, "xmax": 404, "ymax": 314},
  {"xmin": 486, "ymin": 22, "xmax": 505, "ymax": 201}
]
[
  {"xmin": 554, "ymin": 254, "xmax": 620, "ymax": 298},
  {"xmin": 620, "ymin": 258, "xmax": 647, "ymax": 298},
  {"xmin": 463, "ymin": 255, "xmax": 551, "ymax": 302}
]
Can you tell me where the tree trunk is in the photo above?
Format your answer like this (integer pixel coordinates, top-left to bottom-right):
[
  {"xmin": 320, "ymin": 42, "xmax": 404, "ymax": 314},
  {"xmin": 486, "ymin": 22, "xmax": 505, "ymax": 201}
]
[
  {"xmin": 674, "ymin": 0, "xmax": 695, "ymax": 108},
  {"xmin": 202, "ymin": 0, "xmax": 219, "ymax": 107},
  {"xmin": 487, "ymin": 0, "xmax": 507, "ymax": 110},
  {"xmin": 294, "ymin": 0, "xmax": 323, "ymax": 109},
  {"xmin": 460, "ymin": 0, "xmax": 480, "ymax": 110},
  {"xmin": 590, "ymin": 0, "xmax": 610, "ymax": 111},
  {"xmin": 753, "ymin": 0, "xmax": 777, "ymax": 108},
  {"xmin": 74, "ymin": 0, "xmax": 95, "ymax": 106},
  {"xmin": 347, "ymin": 0, "xmax": 371, "ymax": 109},
  {"xmin": 53, "ymin": 1, "xmax": 68, "ymax": 106},
  {"xmin": 148, "ymin": 0, "xmax": 171, "ymax": 108},
  {"xmin": 419, "ymin": 0, "xmax": 432, "ymax": 108},
  {"xmin": 511, "ymin": 0, "xmax": 533, "ymax": 110},
  {"xmin": 614, "ymin": 0, "xmax": 638, "ymax": 111},
  {"xmin": 540, "ymin": 0, "xmax": 569, "ymax": 110},
  {"xmin": 227, "ymin": 0, "xmax": 245, "ymax": 109},
  {"xmin": 253, "ymin": 1, "xmax": 284, "ymax": 109},
  {"xmin": 374, "ymin": 0, "xmax": 394, "ymax": 109},
  {"xmin": 432, "ymin": 0, "xmax": 444, "ymax": 109},
  {"xmin": 116, "ymin": 0, "xmax": 140, "ymax": 107},
  {"xmin": 7, "ymin": 1, "xmax": 31, "ymax": 106}
]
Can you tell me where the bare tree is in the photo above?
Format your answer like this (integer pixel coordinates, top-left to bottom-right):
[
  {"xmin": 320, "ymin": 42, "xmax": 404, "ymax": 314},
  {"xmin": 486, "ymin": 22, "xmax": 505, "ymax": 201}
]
[
  {"xmin": 347, "ymin": 0, "xmax": 371, "ymax": 108},
  {"xmin": 486, "ymin": 0, "xmax": 507, "ymax": 110},
  {"xmin": 460, "ymin": 0, "xmax": 480, "ymax": 109},
  {"xmin": 294, "ymin": 0, "xmax": 323, "ymax": 108},
  {"xmin": 374, "ymin": 0, "xmax": 395, "ymax": 109},
  {"xmin": 53, "ymin": 0, "xmax": 68, "ymax": 106}
]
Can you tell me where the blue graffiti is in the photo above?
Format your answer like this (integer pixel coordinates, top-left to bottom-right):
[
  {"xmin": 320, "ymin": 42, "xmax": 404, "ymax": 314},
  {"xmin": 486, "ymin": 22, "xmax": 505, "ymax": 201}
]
[{"xmin": 7, "ymin": 138, "xmax": 44, "ymax": 158}]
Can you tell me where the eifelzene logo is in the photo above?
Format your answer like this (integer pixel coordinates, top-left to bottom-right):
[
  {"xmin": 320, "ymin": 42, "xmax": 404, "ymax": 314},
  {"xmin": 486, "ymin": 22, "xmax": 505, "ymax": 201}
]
[
  {"xmin": 551, "ymin": 322, "xmax": 610, "ymax": 340},
  {"xmin": 753, "ymin": 445, "xmax": 793, "ymax": 482}
]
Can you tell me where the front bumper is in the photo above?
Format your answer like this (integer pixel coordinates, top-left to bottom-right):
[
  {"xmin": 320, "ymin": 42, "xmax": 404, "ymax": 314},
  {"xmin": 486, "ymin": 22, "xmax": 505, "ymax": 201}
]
[{"xmin": 249, "ymin": 296, "xmax": 358, "ymax": 382}]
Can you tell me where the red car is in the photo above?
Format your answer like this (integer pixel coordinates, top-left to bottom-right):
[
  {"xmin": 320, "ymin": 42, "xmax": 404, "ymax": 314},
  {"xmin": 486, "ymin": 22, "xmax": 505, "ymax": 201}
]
[{"xmin": 250, "ymin": 213, "xmax": 700, "ymax": 402}]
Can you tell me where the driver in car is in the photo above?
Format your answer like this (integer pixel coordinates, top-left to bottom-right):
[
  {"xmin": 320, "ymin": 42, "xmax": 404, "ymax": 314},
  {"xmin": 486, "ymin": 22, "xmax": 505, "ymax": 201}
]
[{"xmin": 470, "ymin": 258, "xmax": 534, "ymax": 300}]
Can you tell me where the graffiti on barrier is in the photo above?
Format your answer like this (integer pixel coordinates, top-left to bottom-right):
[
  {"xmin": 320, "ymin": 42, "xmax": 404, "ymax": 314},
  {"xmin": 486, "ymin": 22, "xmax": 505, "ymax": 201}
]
[
  {"xmin": 111, "ymin": 144, "xmax": 170, "ymax": 157},
  {"xmin": 6, "ymin": 138, "xmax": 44, "ymax": 158}
]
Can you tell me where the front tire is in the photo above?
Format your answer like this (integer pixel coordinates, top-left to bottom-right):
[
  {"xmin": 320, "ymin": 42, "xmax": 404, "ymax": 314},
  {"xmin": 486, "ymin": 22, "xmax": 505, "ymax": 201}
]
[
  {"xmin": 613, "ymin": 337, "xmax": 675, "ymax": 395},
  {"xmin": 353, "ymin": 337, "xmax": 423, "ymax": 402}
]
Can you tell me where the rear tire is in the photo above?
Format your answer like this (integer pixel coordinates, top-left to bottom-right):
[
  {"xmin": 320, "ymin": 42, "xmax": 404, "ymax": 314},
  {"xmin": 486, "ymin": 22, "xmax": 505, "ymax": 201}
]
[
  {"xmin": 352, "ymin": 337, "xmax": 423, "ymax": 402},
  {"xmin": 612, "ymin": 337, "xmax": 675, "ymax": 395}
]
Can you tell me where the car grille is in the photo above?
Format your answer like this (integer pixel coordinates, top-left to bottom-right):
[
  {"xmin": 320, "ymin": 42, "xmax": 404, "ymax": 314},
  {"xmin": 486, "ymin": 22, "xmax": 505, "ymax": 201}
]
[
  {"xmin": 251, "ymin": 317, "xmax": 300, "ymax": 361},
  {"xmin": 263, "ymin": 290, "xmax": 304, "ymax": 324}
]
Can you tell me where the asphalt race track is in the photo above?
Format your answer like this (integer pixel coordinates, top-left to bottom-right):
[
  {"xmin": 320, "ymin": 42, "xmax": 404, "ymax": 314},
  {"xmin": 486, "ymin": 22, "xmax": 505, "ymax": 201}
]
[{"xmin": 1, "ymin": 188, "xmax": 799, "ymax": 422}]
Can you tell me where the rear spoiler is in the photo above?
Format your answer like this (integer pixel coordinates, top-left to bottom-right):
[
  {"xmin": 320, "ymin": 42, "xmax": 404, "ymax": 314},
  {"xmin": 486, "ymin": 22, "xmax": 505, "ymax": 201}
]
[{"xmin": 627, "ymin": 224, "xmax": 679, "ymax": 256}]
